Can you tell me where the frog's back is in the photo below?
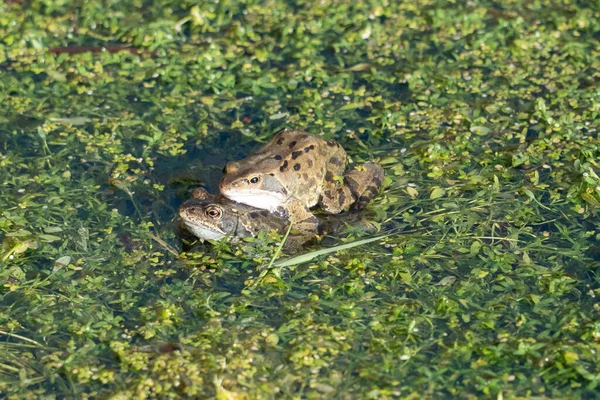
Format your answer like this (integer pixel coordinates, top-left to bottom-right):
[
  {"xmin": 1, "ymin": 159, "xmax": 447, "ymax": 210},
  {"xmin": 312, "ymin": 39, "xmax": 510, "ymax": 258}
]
[
  {"xmin": 254, "ymin": 130, "xmax": 347, "ymax": 201},
  {"xmin": 250, "ymin": 129, "xmax": 331, "ymax": 160},
  {"xmin": 220, "ymin": 129, "xmax": 349, "ymax": 211}
]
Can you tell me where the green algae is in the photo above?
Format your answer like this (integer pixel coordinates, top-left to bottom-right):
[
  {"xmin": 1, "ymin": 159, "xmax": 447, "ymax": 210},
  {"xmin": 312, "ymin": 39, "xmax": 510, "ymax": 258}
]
[{"xmin": 1, "ymin": 0, "xmax": 599, "ymax": 398}]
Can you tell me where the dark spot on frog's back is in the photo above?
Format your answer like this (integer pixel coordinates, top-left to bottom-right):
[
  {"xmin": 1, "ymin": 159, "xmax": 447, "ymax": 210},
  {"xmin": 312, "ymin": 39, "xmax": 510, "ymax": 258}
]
[
  {"xmin": 260, "ymin": 210, "xmax": 269, "ymax": 217},
  {"xmin": 308, "ymin": 159, "xmax": 313, "ymax": 167},
  {"xmin": 345, "ymin": 177, "xmax": 360, "ymax": 200},
  {"xmin": 291, "ymin": 150, "xmax": 303, "ymax": 159},
  {"xmin": 338, "ymin": 190, "xmax": 346, "ymax": 206},
  {"xmin": 358, "ymin": 195, "xmax": 371, "ymax": 204},
  {"xmin": 366, "ymin": 185, "xmax": 379, "ymax": 195},
  {"xmin": 326, "ymin": 140, "xmax": 337, "ymax": 147},
  {"xmin": 274, "ymin": 155, "xmax": 282, "ymax": 160},
  {"xmin": 293, "ymin": 163, "xmax": 301, "ymax": 171},
  {"xmin": 280, "ymin": 160, "xmax": 288, "ymax": 172},
  {"xmin": 304, "ymin": 145, "xmax": 315, "ymax": 153},
  {"xmin": 330, "ymin": 156, "xmax": 341, "ymax": 166},
  {"xmin": 276, "ymin": 137, "xmax": 285, "ymax": 145},
  {"xmin": 249, "ymin": 212, "xmax": 259, "ymax": 219},
  {"xmin": 325, "ymin": 171, "xmax": 334, "ymax": 182},
  {"xmin": 288, "ymin": 141, "xmax": 297, "ymax": 148}
]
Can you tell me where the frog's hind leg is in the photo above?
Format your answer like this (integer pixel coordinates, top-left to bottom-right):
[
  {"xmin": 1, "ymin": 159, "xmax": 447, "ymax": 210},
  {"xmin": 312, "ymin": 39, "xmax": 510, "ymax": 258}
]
[
  {"xmin": 349, "ymin": 161, "xmax": 385, "ymax": 210},
  {"xmin": 320, "ymin": 161, "xmax": 384, "ymax": 214}
]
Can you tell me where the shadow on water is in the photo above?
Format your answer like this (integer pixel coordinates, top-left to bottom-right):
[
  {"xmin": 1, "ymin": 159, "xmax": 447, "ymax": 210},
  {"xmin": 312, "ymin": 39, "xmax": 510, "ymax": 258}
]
[{"xmin": 152, "ymin": 129, "xmax": 265, "ymax": 223}]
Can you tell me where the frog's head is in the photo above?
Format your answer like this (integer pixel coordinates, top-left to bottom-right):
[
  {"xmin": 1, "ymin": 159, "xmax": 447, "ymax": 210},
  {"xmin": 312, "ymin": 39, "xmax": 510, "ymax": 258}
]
[
  {"xmin": 178, "ymin": 188, "xmax": 238, "ymax": 241},
  {"xmin": 219, "ymin": 162, "xmax": 288, "ymax": 211}
]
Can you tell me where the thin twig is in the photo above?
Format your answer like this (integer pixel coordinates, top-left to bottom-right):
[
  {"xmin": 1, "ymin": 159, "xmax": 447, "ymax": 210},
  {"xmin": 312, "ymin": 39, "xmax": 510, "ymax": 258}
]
[
  {"xmin": 0, "ymin": 330, "xmax": 45, "ymax": 348},
  {"xmin": 148, "ymin": 233, "xmax": 180, "ymax": 257}
]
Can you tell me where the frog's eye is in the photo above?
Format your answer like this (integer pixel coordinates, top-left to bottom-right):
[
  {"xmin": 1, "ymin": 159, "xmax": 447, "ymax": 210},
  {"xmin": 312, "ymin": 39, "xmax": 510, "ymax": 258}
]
[
  {"xmin": 249, "ymin": 176, "xmax": 260, "ymax": 184},
  {"xmin": 205, "ymin": 206, "xmax": 222, "ymax": 219}
]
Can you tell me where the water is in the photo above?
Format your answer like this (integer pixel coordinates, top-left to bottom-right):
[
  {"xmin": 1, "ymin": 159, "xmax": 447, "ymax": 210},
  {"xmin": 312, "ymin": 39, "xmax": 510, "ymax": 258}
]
[{"xmin": 0, "ymin": 0, "xmax": 599, "ymax": 398}]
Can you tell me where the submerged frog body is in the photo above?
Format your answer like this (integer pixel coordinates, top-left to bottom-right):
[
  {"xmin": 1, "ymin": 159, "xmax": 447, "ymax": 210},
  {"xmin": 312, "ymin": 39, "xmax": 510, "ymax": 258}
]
[
  {"xmin": 219, "ymin": 129, "xmax": 384, "ymax": 231},
  {"xmin": 179, "ymin": 187, "xmax": 289, "ymax": 243},
  {"xmin": 179, "ymin": 187, "xmax": 375, "ymax": 251}
]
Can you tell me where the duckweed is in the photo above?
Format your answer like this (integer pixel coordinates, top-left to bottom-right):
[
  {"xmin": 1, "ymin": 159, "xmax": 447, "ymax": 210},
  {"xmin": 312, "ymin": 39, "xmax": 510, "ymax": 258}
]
[{"xmin": 1, "ymin": 0, "xmax": 599, "ymax": 398}]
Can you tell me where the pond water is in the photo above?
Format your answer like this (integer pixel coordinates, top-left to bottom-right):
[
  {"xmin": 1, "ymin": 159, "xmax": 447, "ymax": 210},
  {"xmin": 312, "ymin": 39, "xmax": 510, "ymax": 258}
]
[{"xmin": 1, "ymin": 0, "xmax": 599, "ymax": 398}]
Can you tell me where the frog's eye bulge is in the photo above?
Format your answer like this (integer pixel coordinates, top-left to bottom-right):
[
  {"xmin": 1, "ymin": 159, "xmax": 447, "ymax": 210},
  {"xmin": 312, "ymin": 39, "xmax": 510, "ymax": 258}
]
[{"xmin": 205, "ymin": 206, "xmax": 223, "ymax": 220}]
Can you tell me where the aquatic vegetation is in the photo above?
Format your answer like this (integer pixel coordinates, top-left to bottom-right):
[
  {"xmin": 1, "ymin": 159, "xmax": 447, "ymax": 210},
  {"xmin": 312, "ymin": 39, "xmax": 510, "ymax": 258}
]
[{"xmin": 0, "ymin": 0, "xmax": 599, "ymax": 398}]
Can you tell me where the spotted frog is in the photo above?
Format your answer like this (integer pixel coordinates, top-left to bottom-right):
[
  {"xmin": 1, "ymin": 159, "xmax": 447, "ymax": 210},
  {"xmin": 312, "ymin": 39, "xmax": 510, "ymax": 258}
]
[
  {"xmin": 179, "ymin": 187, "xmax": 373, "ymax": 250},
  {"xmin": 219, "ymin": 129, "xmax": 384, "ymax": 231},
  {"xmin": 179, "ymin": 187, "xmax": 289, "ymax": 243}
]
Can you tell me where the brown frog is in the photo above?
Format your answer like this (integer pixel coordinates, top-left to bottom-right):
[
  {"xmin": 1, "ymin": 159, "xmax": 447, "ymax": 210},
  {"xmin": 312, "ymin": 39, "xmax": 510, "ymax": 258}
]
[
  {"xmin": 179, "ymin": 187, "xmax": 374, "ymax": 249},
  {"xmin": 179, "ymin": 187, "xmax": 289, "ymax": 243},
  {"xmin": 219, "ymin": 129, "xmax": 384, "ymax": 232}
]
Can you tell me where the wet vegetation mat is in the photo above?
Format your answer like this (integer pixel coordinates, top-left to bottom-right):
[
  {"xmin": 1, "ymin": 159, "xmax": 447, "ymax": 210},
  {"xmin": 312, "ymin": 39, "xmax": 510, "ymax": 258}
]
[{"xmin": 1, "ymin": 0, "xmax": 599, "ymax": 398}]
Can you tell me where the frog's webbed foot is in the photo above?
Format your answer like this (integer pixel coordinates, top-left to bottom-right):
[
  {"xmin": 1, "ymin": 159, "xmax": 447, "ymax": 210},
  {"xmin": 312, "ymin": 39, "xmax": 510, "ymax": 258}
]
[
  {"xmin": 318, "ymin": 211, "xmax": 377, "ymax": 236},
  {"xmin": 319, "ymin": 161, "xmax": 384, "ymax": 214},
  {"xmin": 282, "ymin": 231, "xmax": 319, "ymax": 252}
]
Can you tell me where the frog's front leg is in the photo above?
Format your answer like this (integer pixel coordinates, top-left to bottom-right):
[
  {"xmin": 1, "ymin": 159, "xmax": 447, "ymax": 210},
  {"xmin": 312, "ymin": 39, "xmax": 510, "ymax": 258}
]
[
  {"xmin": 320, "ymin": 161, "xmax": 384, "ymax": 214},
  {"xmin": 285, "ymin": 198, "xmax": 319, "ymax": 233},
  {"xmin": 279, "ymin": 199, "xmax": 319, "ymax": 251}
]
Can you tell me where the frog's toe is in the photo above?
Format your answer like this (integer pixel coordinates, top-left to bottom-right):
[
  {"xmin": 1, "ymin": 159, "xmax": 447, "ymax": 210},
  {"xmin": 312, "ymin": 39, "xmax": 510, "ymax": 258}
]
[{"xmin": 350, "ymin": 161, "xmax": 384, "ymax": 210}]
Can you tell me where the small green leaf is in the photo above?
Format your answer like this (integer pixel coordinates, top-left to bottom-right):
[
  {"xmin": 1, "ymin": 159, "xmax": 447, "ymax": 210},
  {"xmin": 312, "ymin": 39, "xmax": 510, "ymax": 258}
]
[
  {"xmin": 581, "ymin": 193, "xmax": 600, "ymax": 207},
  {"xmin": 470, "ymin": 241, "xmax": 482, "ymax": 256},
  {"xmin": 442, "ymin": 202, "xmax": 458, "ymax": 209},
  {"xmin": 436, "ymin": 276, "xmax": 456, "ymax": 286},
  {"xmin": 530, "ymin": 294, "xmax": 541, "ymax": 304},
  {"xmin": 343, "ymin": 63, "xmax": 373, "ymax": 72},
  {"xmin": 406, "ymin": 186, "xmax": 419, "ymax": 199},
  {"xmin": 49, "ymin": 117, "xmax": 92, "ymax": 125},
  {"xmin": 399, "ymin": 272, "xmax": 412, "ymax": 284},
  {"xmin": 430, "ymin": 187, "xmax": 446, "ymax": 199},
  {"xmin": 269, "ymin": 112, "xmax": 288, "ymax": 120},
  {"xmin": 470, "ymin": 126, "xmax": 491, "ymax": 136},
  {"xmin": 563, "ymin": 351, "xmax": 579, "ymax": 364},
  {"xmin": 13, "ymin": 240, "xmax": 38, "ymax": 255},
  {"xmin": 39, "ymin": 234, "xmax": 62, "ymax": 242},
  {"xmin": 265, "ymin": 333, "xmax": 279, "ymax": 346}
]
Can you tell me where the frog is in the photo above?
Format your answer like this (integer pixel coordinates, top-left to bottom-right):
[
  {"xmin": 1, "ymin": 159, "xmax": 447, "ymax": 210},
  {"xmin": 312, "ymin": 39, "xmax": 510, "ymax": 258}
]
[
  {"xmin": 179, "ymin": 187, "xmax": 375, "ymax": 250},
  {"xmin": 219, "ymin": 129, "xmax": 384, "ymax": 232},
  {"xmin": 178, "ymin": 187, "xmax": 290, "ymax": 243}
]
